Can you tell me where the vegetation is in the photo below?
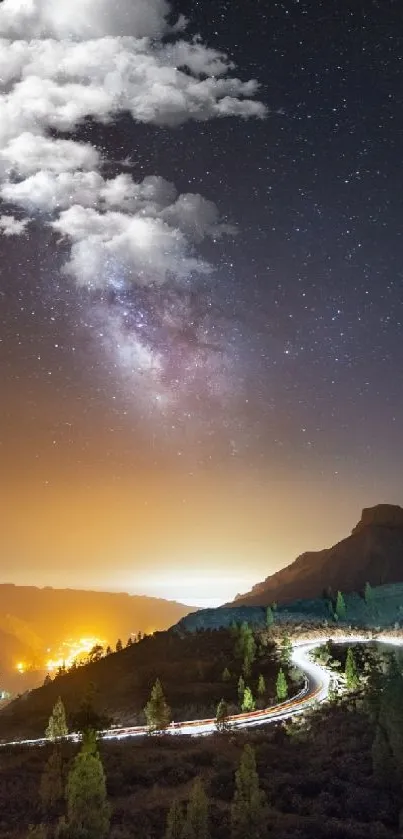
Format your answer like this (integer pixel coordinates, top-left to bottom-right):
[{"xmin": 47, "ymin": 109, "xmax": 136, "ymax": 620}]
[
  {"xmin": 345, "ymin": 646, "xmax": 360, "ymax": 691},
  {"xmin": 216, "ymin": 699, "xmax": 230, "ymax": 733},
  {"xmin": 10, "ymin": 625, "xmax": 403, "ymax": 839},
  {"xmin": 39, "ymin": 747, "xmax": 63, "ymax": 816},
  {"xmin": 237, "ymin": 676, "xmax": 245, "ymax": 706},
  {"xmin": 278, "ymin": 633, "xmax": 292, "ymax": 665},
  {"xmin": 144, "ymin": 679, "xmax": 171, "ymax": 732},
  {"xmin": 183, "ymin": 778, "xmax": 209, "ymax": 839},
  {"xmin": 0, "ymin": 628, "xmax": 282, "ymax": 742},
  {"xmin": 60, "ymin": 730, "xmax": 110, "ymax": 839},
  {"xmin": 165, "ymin": 800, "xmax": 184, "ymax": 839},
  {"xmin": 335, "ymin": 589, "xmax": 346, "ymax": 620},
  {"xmin": 257, "ymin": 674, "xmax": 266, "ymax": 699},
  {"xmin": 276, "ymin": 668, "xmax": 288, "ymax": 701},
  {"xmin": 231, "ymin": 745, "xmax": 266, "ymax": 839},
  {"xmin": 3, "ymin": 672, "xmax": 403, "ymax": 839},
  {"xmin": 70, "ymin": 685, "xmax": 111, "ymax": 735},
  {"xmin": 241, "ymin": 687, "xmax": 255, "ymax": 712},
  {"xmin": 45, "ymin": 696, "xmax": 68, "ymax": 741}
]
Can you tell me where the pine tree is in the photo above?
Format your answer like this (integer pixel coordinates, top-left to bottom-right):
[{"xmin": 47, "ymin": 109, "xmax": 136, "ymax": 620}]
[
  {"xmin": 40, "ymin": 748, "xmax": 63, "ymax": 816},
  {"xmin": 63, "ymin": 736, "xmax": 110, "ymax": 839},
  {"xmin": 279, "ymin": 634, "xmax": 292, "ymax": 665},
  {"xmin": 70, "ymin": 686, "xmax": 110, "ymax": 736},
  {"xmin": 115, "ymin": 638, "xmax": 123, "ymax": 652},
  {"xmin": 216, "ymin": 699, "xmax": 230, "ymax": 733},
  {"xmin": 182, "ymin": 778, "xmax": 209, "ymax": 839},
  {"xmin": 345, "ymin": 647, "xmax": 359, "ymax": 690},
  {"xmin": 222, "ymin": 667, "xmax": 231, "ymax": 682},
  {"xmin": 265, "ymin": 606, "xmax": 274, "ymax": 628},
  {"xmin": 231, "ymin": 745, "xmax": 266, "ymax": 839},
  {"xmin": 244, "ymin": 630, "xmax": 256, "ymax": 664},
  {"xmin": 45, "ymin": 697, "xmax": 68, "ymax": 741},
  {"xmin": 235, "ymin": 623, "xmax": 256, "ymax": 672},
  {"xmin": 276, "ymin": 668, "xmax": 288, "ymax": 701},
  {"xmin": 241, "ymin": 687, "xmax": 255, "ymax": 712},
  {"xmin": 237, "ymin": 675, "xmax": 245, "ymax": 705},
  {"xmin": 335, "ymin": 590, "xmax": 346, "ymax": 620},
  {"xmin": 257, "ymin": 675, "xmax": 266, "ymax": 698},
  {"xmin": 144, "ymin": 678, "xmax": 171, "ymax": 731},
  {"xmin": 242, "ymin": 654, "xmax": 252, "ymax": 679},
  {"xmin": 165, "ymin": 799, "xmax": 184, "ymax": 839}
]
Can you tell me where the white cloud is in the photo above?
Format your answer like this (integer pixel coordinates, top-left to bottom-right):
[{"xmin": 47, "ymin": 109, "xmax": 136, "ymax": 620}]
[
  {"xmin": 0, "ymin": 0, "xmax": 175, "ymax": 40},
  {"xmin": 0, "ymin": 0, "xmax": 266, "ymax": 288},
  {"xmin": 51, "ymin": 205, "xmax": 210, "ymax": 287},
  {"xmin": 0, "ymin": 133, "xmax": 100, "ymax": 177},
  {"xmin": 0, "ymin": 214, "xmax": 29, "ymax": 236}
]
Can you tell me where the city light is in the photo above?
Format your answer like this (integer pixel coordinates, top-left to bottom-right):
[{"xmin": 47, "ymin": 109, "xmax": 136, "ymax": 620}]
[{"xmin": 46, "ymin": 636, "xmax": 105, "ymax": 672}]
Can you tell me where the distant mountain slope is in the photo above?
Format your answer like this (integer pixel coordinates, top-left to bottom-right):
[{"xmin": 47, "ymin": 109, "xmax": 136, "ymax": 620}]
[
  {"xmin": 232, "ymin": 504, "xmax": 403, "ymax": 606},
  {"xmin": 0, "ymin": 584, "xmax": 193, "ymax": 646},
  {"xmin": 0, "ymin": 584, "xmax": 194, "ymax": 691}
]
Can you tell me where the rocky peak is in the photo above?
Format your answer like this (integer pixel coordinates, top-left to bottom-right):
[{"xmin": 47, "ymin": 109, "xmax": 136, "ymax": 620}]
[{"xmin": 351, "ymin": 504, "xmax": 403, "ymax": 535}]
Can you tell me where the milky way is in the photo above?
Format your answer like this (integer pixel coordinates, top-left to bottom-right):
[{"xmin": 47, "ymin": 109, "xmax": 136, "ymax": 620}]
[{"xmin": 0, "ymin": 0, "xmax": 265, "ymax": 449}]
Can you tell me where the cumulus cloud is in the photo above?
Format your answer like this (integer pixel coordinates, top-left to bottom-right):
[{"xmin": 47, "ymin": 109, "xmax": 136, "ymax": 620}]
[
  {"xmin": 0, "ymin": 0, "xmax": 177, "ymax": 40},
  {"xmin": 0, "ymin": 0, "xmax": 266, "ymax": 288},
  {"xmin": 0, "ymin": 214, "xmax": 29, "ymax": 236}
]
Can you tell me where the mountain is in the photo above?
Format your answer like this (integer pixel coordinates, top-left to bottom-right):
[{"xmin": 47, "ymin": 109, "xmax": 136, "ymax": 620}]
[
  {"xmin": 232, "ymin": 504, "xmax": 403, "ymax": 606},
  {"xmin": 0, "ymin": 584, "xmax": 194, "ymax": 692}
]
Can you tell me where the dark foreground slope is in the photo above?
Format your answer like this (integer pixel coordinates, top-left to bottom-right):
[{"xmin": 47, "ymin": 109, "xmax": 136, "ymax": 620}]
[
  {"xmin": 233, "ymin": 504, "xmax": 403, "ymax": 606},
  {"xmin": 0, "ymin": 703, "xmax": 399, "ymax": 839}
]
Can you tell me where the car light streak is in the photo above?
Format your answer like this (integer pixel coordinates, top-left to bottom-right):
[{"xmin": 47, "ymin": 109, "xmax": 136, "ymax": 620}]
[{"xmin": 1, "ymin": 632, "xmax": 401, "ymax": 748}]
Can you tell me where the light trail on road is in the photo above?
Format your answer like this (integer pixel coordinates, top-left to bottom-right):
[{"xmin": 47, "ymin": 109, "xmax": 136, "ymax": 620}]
[{"xmin": 1, "ymin": 632, "xmax": 401, "ymax": 747}]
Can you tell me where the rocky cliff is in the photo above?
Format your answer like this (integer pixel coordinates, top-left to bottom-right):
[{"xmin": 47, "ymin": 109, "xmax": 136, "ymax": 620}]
[{"xmin": 232, "ymin": 504, "xmax": 403, "ymax": 606}]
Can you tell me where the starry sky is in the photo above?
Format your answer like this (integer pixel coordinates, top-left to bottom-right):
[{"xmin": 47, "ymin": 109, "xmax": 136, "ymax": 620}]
[{"xmin": 1, "ymin": 0, "xmax": 403, "ymax": 607}]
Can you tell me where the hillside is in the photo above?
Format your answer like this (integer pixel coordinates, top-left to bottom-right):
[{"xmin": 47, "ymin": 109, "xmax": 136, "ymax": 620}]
[
  {"xmin": 232, "ymin": 504, "xmax": 403, "ymax": 606},
  {"xmin": 0, "ymin": 703, "xmax": 399, "ymax": 839},
  {"xmin": 0, "ymin": 628, "xmax": 282, "ymax": 741},
  {"xmin": 0, "ymin": 584, "xmax": 194, "ymax": 692},
  {"xmin": 176, "ymin": 581, "xmax": 403, "ymax": 633}
]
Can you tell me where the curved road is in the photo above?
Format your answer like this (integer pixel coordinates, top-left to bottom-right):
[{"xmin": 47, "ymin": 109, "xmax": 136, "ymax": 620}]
[{"xmin": 2, "ymin": 632, "xmax": 400, "ymax": 747}]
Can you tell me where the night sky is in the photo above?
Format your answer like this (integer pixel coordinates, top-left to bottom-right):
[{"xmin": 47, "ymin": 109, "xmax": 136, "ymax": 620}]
[{"xmin": 1, "ymin": 0, "xmax": 402, "ymax": 607}]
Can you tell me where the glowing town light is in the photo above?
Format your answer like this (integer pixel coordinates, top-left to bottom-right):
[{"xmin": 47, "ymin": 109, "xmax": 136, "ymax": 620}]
[
  {"xmin": 16, "ymin": 662, "xmax": 25, "ymax": 674},
  {"xmin": 46, "ymin": 636, "xmax": 105, "ymax": 672}
]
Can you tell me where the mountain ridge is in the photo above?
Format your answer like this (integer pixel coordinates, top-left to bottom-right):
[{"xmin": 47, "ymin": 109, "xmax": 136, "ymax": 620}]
[{"xmin": 232, "ymin": 503, "xmax": 403, "ymax": 606}]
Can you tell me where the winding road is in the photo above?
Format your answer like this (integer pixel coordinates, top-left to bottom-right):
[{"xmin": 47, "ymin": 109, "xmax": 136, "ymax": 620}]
[{"xmin": 2, "ymin": 632, "xmax": 400, "ymax": 747}]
